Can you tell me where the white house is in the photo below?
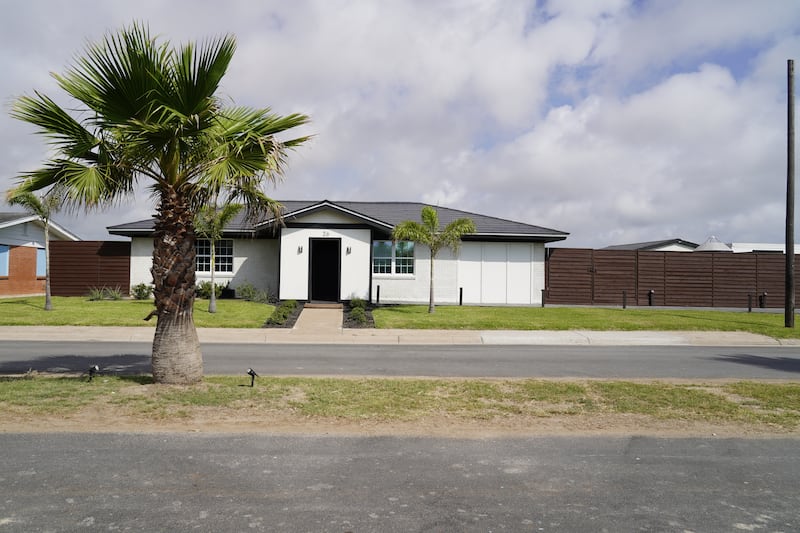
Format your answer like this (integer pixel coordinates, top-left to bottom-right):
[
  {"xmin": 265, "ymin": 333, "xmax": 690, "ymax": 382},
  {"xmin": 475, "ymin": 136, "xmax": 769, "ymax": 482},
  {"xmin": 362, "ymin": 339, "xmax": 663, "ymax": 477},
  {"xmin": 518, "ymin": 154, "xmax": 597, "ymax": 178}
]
[
  {"xmin": 108, "ymin": 200, "xmax": 568, "ymax": 305},
  {"xmin": 0, "ymin": 212, "xmax": 80, "ymax": 296}
]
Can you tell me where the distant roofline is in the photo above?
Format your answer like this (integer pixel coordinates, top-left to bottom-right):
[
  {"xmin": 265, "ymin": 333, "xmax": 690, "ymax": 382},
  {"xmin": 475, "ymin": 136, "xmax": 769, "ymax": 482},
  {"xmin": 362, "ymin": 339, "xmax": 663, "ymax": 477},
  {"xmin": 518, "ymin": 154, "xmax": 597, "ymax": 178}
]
[{"xmin": 0, "ymin": 212, "xmax": 81, "ymax": 241}]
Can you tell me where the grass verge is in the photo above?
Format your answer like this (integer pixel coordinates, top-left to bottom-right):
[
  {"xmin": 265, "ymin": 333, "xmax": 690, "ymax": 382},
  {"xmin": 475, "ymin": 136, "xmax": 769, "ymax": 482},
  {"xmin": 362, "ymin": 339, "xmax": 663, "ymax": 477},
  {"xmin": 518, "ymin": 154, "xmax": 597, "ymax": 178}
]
[
  {"xmin": 0, "ymin": 296, "xmax": 273, "ymax": 328},
  {"xmin": 1, "ymin": 375, "xmax": 798, "ymax": 433},
  {"xmin": 372, "ymin": 305, "xmax": 800, "ymax": 339}
]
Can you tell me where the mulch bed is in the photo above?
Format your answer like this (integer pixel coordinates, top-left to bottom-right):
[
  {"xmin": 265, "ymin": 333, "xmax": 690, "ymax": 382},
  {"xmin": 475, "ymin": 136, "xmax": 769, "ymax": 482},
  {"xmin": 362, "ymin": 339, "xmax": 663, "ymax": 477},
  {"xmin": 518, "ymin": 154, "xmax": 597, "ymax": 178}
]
[
  {"xmin": 342, "ymin": 303, "xmax": 375, "ymax": 328},
  {"xmin": 262, "ymin": 301, "xmax": 304, "ymax": 328}
]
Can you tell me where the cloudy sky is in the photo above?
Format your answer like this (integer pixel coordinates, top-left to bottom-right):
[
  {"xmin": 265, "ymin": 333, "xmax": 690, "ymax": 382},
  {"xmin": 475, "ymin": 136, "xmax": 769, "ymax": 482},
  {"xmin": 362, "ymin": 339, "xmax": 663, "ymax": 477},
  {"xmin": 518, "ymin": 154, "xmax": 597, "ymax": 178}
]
[{"xmin": 1, "ymin": 0, "xmax": 798, "ymax": 247}]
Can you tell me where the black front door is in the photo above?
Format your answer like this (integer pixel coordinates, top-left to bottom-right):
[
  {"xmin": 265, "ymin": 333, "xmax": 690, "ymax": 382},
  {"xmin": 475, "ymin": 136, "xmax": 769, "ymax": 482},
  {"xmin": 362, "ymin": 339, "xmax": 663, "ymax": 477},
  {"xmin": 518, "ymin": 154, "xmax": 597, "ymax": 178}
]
[{"xmin": 309, "ymin": 238, "xmax": 341, "ymax": 302}]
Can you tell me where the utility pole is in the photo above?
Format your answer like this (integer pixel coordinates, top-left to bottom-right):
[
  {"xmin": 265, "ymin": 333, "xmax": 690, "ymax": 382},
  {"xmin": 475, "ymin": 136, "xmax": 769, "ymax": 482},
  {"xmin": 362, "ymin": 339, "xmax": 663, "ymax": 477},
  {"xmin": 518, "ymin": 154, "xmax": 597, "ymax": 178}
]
[{"xmin": 787, "ymin": 59, "xmax": 795, "ymax": 328}]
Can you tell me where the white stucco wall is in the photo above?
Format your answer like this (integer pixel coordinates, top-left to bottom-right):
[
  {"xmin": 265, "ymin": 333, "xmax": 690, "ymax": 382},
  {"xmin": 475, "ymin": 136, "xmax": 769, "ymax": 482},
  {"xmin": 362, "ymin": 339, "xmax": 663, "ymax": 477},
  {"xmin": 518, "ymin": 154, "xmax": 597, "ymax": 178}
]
[
  {"xmin": 129, "ymin": 237, "xmax": 153, "ymax": 288},
  {"xmin": 279, "ymin": 227, "xmax": 371, "ymax": 301},
  {"xmin": 457, "ymin": 242, "xmax": 545, "ymax": 305},
  {"xmin": 372, "ymin": 241, "xmax": 546, "ymax": 306},
  {"xmin": 129, "ymin": 236, "xmax": 280, "ymax": 296}
]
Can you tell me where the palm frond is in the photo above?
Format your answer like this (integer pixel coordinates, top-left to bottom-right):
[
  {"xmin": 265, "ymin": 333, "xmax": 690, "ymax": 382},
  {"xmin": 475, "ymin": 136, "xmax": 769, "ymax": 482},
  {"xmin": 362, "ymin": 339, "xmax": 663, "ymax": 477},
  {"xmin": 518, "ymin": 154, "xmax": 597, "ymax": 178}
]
[
  {"xmin": 6, "ymin": 190, "xmax": 45, "ymax": 218},
  {"xmin": 441, "ymin": 218, "xmax": 477, "ymax": 252},
  {"xmin": 55, "ymin": 22, "xmax": 167, "ymax": 126},
  {"xmin": 420, "ymin": 206, "xmax": 439, "ymax": 233},
  {"xmin": 172, "ymin": 35, "xmax": 235, "ymax": 116},
  {"xmin": 195, "ymin": 202, "xmax": 243, "ymax": 240},
  {"xmin": 393, "ymin": 220, "xmax": 432, "ymax": 246},
  {"xmin": 11, "ymin": 93, "xmax": 99, "ymax": 158}
]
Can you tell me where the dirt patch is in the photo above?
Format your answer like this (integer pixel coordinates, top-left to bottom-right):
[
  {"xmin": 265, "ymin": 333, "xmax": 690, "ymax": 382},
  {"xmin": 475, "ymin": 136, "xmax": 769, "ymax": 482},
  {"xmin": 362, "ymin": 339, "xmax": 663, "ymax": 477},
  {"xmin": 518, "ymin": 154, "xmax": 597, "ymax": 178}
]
[
  {"xmin": 2, "ymin": 397, "xmax": 798, "ymax": 439},
  {"xmin": 3, "ymin": 376, "xmax": 798, "ymax": 438}
]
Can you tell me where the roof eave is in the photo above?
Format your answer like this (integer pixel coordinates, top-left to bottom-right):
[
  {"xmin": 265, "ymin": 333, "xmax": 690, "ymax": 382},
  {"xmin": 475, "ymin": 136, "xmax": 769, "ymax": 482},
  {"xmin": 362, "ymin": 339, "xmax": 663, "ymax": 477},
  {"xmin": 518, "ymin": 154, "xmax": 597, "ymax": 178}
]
[{"xmin": 463, "ymin": 233, "xmax": 569, "ymax": 243}]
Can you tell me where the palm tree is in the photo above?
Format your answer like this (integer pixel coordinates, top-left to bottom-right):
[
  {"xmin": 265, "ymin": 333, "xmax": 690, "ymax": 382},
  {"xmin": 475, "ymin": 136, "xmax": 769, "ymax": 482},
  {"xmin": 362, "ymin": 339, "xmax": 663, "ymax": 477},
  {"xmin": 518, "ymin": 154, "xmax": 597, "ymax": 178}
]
[
  {"xmin": 6, "ymin": 23, "xmax": 309, "ymax": 384},
  {"xmin": 6, "ymin": 189, "xmax": 63, "ymax": 311},
  {"xmin": 392, "ymin": 206, "xmax": 476, "ymax": 313},
  {"xmin": 194, "ymin": 202, "xmax": 243, "ymax": 313}
]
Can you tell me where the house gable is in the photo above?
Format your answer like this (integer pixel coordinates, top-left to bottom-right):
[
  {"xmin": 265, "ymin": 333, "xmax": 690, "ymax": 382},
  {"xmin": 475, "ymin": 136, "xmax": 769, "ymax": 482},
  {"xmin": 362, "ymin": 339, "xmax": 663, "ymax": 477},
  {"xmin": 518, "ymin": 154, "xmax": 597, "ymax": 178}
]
[{"xmin": 0, "ymin": 212, "xmax": 80, "ymax": 297}]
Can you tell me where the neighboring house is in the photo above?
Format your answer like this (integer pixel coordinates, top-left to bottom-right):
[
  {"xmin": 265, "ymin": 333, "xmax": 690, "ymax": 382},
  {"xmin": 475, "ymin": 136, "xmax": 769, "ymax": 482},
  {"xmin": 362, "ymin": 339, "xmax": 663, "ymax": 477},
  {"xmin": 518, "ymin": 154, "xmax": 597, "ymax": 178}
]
[
  {"xmin": 730, "ymin": 243, "xmax": 800, "ymax": 253},
  {"xmin": 694, "ymin": 235, "xmax": 732, "ymax": 252},
  {"xmin": 108, "ymin": 200, "xmax": 568, "ymax": 305},
  {"xmin": 0, "ymin": 212, "xmax": 81, "ymax": 296},
  {"xmin": 601, "ymin": 238, "xmax": 698, "ymax": 252}
]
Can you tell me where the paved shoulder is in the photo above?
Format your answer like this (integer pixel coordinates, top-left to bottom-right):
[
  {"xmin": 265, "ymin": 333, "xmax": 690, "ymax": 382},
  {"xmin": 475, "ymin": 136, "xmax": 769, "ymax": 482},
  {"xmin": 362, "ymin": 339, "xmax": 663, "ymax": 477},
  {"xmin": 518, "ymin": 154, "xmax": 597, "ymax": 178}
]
[{"xmin": 0, "ymin": 326, "xmax": 788, "ymax": 346}]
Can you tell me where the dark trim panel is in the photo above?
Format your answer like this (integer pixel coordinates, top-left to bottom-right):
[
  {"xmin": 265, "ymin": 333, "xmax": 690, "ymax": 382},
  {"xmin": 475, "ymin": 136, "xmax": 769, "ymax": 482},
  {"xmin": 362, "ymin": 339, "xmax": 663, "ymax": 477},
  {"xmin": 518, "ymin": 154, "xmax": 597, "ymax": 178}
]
[
  {"xmin": 461, "ymin": 234, "xmax": 568, "ymax": 243},
  {"xmin": 284, "ymin": 223, "xmax": 377, "ymax": 230}
]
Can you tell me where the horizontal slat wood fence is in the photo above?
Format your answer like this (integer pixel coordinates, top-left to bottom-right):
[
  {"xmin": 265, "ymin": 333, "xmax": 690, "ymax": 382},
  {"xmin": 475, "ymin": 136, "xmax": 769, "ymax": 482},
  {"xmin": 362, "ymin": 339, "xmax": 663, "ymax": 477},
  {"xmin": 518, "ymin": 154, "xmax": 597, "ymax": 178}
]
[
  {"xmin": 545, "ymin": 248, "xmax": 792, "ymax": 308},
  {"xmin": 49, "ymin": 241, "xmax": 131, "ymax": 296},
  {"xmin": 46, "ymin": 242, "xmax": 794, "ymax": 308}
]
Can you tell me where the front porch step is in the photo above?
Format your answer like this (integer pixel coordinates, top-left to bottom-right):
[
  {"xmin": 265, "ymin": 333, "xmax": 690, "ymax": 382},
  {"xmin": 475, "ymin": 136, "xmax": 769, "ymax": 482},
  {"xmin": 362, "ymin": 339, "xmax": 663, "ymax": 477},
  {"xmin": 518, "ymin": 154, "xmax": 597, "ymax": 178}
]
[{"xmin": 304, "ymin": 302, "xmax": 344, "ymax": 309}]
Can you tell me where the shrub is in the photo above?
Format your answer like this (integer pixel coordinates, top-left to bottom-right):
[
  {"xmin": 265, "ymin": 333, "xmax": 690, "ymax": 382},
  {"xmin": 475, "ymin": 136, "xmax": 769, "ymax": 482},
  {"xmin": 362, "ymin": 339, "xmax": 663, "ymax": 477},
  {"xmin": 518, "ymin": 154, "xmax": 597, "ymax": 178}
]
[
  {"xmin": 349, "ymin": 306, "xmax": 367, "ymax": 324},
  {"xmin": 236, "ymin": 282, "xmax": 258, "ymax": 301},
  {"xmin": 131, "ymin": 283, "xmax": 153, "ymax": 300},
  {"xmin": 196, "ymin": 281, "xmax": 223, "ymax": 299},
  {"xmin": 236, "ymin": 282, "xmax": 272, "ymax": 304},
  {"xmin": 350, "ymin": 297, "xmax": 367, "ymax": 310},
  {"xmin": 265, "ymin": 300, "xmax": 298, "ymax": 325}
]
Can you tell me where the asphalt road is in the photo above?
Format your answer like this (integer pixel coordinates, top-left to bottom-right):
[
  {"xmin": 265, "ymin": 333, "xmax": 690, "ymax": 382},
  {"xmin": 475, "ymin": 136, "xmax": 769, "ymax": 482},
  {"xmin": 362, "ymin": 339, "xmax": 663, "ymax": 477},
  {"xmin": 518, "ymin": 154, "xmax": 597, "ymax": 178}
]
[
  {"xmin": 1, "ymin": 433, "xmax": 797, "ymax": 532},
  {"xmin": 1, "ymin": 341, "xmax": 800, "ymax": 379}
]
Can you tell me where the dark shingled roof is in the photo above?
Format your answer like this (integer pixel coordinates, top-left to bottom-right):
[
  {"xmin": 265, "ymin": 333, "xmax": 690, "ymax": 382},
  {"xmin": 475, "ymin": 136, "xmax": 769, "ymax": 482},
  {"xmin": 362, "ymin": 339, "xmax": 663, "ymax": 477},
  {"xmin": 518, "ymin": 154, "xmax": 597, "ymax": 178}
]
[{"xmin": 108, "ymin": 200, "xmax": 569, "ymax": 242}]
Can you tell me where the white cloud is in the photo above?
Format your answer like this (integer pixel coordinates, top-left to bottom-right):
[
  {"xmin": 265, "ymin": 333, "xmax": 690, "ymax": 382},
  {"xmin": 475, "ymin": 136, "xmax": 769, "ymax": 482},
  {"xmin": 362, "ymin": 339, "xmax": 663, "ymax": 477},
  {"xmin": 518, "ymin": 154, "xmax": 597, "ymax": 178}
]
[{"xmin": 0, "ymin": 0, "xmax": 798, "ymax": 248}]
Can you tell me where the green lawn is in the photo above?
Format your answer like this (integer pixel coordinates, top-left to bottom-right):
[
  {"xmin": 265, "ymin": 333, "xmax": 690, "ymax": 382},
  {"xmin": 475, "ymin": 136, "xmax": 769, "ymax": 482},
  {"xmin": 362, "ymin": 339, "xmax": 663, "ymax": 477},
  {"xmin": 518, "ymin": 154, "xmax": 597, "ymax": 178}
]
[
  {"xmin": 2, "ymin": 297, "xmax": 800, "ymax": 339},
  {"xmin": 0, "ymin": 296, "xmax": 274, "ymax": 328},
  {"xmin": 372, "ymin": 305, "xmax": 800, "ymax": 339}
]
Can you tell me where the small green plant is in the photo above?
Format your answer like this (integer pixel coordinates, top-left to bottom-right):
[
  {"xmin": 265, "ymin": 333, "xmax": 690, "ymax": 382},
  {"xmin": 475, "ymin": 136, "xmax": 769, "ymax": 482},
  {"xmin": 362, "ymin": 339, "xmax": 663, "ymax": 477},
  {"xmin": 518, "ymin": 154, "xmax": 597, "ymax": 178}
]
[
  {"xmin": 87, "ymin": 286, "xmax": 123, "ymax": 301},
  {"xmin": 104, "ymin": 286, "xmax": 124, "ymax": 300},
  {"xmin": 265, "ymin": 300, "xmax": 298, "ymax": 325},
  {"xmin": 350, "ymin": 297, "xmax": 367, "ymax": 310},
  {"xmin": 236, "ymin": 282, "xmax": 257, "ymax": 301},
  {"xmin": 235, "ymin": 282, "xmax": 272, "ymax": 303},
  {"xmin": 131, "ymin": 283, "xmax": 153, "ymax": 300},
  {"xmin": 87, "ymin": 287, "xmax": 106, "ymax": 301},
  {"xmin": 196, "ymin": 281, "xmax": 223, "ymax": 299},
  {"xmin": 349, "ymin": 306, "xmax": 367, "ymax": 324}
]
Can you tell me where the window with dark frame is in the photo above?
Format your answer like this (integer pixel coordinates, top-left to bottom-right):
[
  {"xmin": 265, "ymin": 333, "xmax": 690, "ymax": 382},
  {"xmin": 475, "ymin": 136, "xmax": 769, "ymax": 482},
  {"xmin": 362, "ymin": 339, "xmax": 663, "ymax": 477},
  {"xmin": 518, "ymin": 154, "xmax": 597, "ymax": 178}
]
[{"xmin": 372, "ymin": 240, "xmax": 414, "ymax": 275}]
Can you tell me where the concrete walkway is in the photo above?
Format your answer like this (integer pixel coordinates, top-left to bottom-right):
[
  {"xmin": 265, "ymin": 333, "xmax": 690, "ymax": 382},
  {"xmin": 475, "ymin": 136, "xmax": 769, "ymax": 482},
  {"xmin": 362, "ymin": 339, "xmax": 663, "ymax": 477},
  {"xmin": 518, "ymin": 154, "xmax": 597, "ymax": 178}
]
[{"xmin": 0, "ymin": 303, "xmax": 795, "ymax": 346}]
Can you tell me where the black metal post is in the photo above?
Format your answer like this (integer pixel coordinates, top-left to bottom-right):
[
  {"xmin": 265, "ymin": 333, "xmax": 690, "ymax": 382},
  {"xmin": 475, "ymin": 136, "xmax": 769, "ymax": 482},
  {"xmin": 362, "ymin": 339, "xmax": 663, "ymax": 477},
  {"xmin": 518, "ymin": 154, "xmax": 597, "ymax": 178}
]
[
  {"xmin": 787, "ymin": 59, "xmax": 796, "ymax": 327},
  {"xmin": 376, "ymin": 285, "xmax": 380, "ymax": 305},
  {"xmin": 748, "ymin": 293, "xmax": 753, "ymax": 312},
  {"xmin": 622, "ymin": 290, "xmax": 627, "ymax": 309},
  {"xmin": 541, "ymin": 289, "xmax": 546, "ymax": 308},
  {"xmin": 459, "ymin": 287, "xmax": 463, "ymax": 306},
  {"xmin": 648, "ymin": 289, "xmax": 655, "ymax": 306}
]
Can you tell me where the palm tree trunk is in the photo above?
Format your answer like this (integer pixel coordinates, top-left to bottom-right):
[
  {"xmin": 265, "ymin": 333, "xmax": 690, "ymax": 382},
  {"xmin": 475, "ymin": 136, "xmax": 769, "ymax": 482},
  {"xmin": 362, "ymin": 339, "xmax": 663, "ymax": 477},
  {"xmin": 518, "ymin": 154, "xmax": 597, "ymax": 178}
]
[
  {"xmin": 150, "ymin": 189, "xmax": 203, "ymax": 384},
  {"xmin": 44, "ymin": 223, "xmax": 52, "ymax": 311},
  {"xmin": 428, "ymin": 251, "xmax": 435, "ymax": 313},
  {"xmin": 208, "ymin": 241, "xmax": 217, "ymax": 313}
]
